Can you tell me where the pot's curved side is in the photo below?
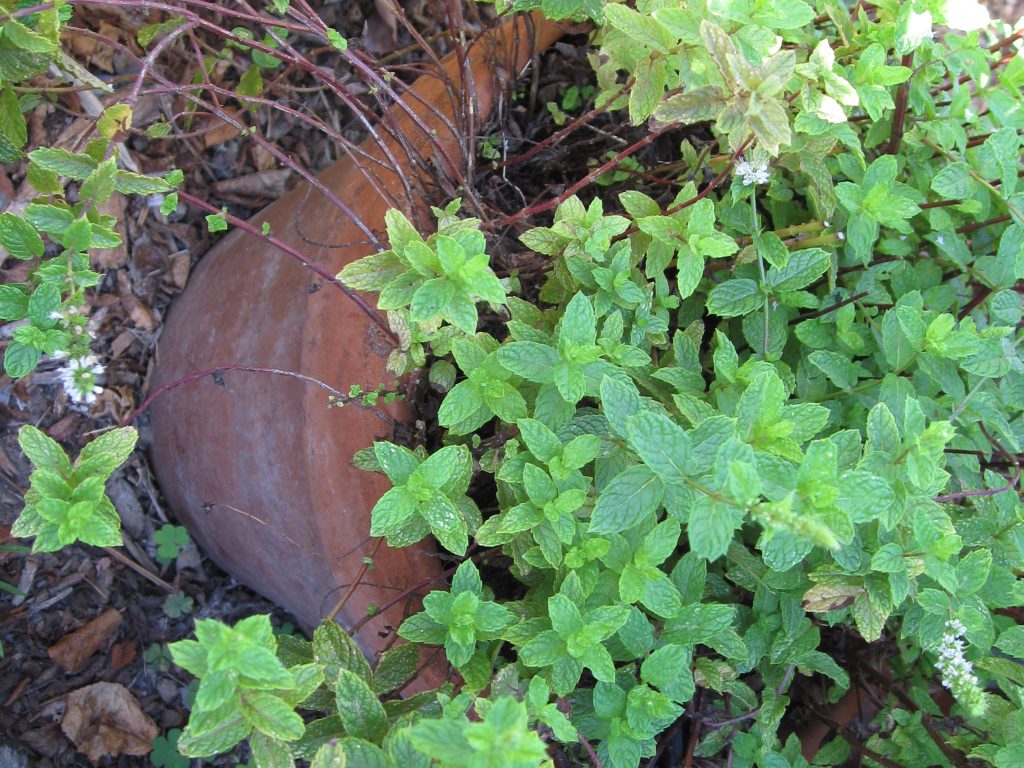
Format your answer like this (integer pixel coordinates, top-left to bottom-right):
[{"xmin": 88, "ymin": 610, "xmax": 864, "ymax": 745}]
[
  {"xmin": 148, "ymin": 15, "xmax": 562, "ymax": 663},
  {"xmin": 301, "ymin": 13, "xmax": 564, "ymax": 652}
]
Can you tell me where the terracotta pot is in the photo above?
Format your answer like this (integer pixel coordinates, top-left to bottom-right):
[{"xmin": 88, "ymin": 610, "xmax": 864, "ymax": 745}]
[{"xmin": 149, "ymin": 15, "xmax": 563, "ymax": 668}]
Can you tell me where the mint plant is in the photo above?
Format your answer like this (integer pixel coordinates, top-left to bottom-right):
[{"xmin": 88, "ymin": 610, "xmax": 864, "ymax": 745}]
[
  {"xmin": 0, "ymin": 10, "xmax": 190, "ymax": 629},
  {"xmin": 168, "ymin": 615, "xmax": 324, "ymax": 759},
  {"xmin": 368, "ymin": 441, "xmax": 479, "ymax": 555},
  {"xmin": 2, "ymin": 145, "xmax": 182, "ymax": 388},
  {"xmin": 315, "ymin": 1, "xmax": 1024, "ymax": 764},
  {"xmin": 339, "ymin": 205, "xmax": 507, "ymax": 339},
  {"xmin": 12, "ymin": 426, "xmax": 138, "ymax": 551},
  {"xmin": 406, "ymin": 696, "xmax": 550, "ymax": 768},
  {"xmin": 515, "ymin": 573, "xmax": 631, "ymax": 695},
  {"xmin": 7, "ymin": 1, "xmax": 1024, "ymax": 767},
  {"xmin": 398, "ymin": 561, "xmax": 513, "ymax": 671},
  {"xmin": 0, "ymin": 4, "xmax": 182, "ymax": 398}
]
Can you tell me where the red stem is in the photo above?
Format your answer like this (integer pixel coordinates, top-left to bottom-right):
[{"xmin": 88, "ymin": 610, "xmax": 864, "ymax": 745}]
[
  {"xmin": 666, "ymin": 135, "xmax": 756, "ymax": 215},
  {"xmin": 176, "ymin": 190, "xmax": 395, "ymax": 340},
  {"xmin": 489, "ymin": 127, "xmax": 668, "ymax": 229},
  {"xmin": 494, "ymin": 82, "xmax": 629, "ymax": 170},
  {"xmin": 933, "ymin": 470, "xmax": 1021, "ymax": 503},
  {"xmin": 957, "ymin": 214, "xmax": 1010, "ymax": 234},
  {"xmin": 886, "ymin": 53, "xmax": 914, "ymax": 155},
  {"xmin": 791, "ymin": 292, "xmax": 869, "ymax": 324},
  {"xmin": 68, "ymin": 24, "xmax": 389, "ymax": 250},
  {"xmin": 123, "ymin": 363, "xmax": 393, "ymax": 428}
]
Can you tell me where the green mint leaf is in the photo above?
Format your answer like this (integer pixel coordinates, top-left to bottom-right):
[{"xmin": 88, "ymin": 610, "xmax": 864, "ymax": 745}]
[
  {"xmin": 206, "ymin": 211, "xmax": 228, "ymax": 233},
  {"xmin": 626, "ymin": 412, "xmax": 692, "ymax": 486},
  {"xmin": 765, "ymin": 248, "xmax": 830, "ymax": 292},
  {"xmin": 18, "ymin": 425, "xmax": 72, "ymax": 476},
  {"xmin": 0, "ymin": 212, "xmax": 44, "ymax": 260},
  {"xmin": 112, "ymin": 170, "xmax": 172, "ymax": 195},
  {"xmin": 371, "ymin": 642, "xmax": 419, "ymax": 695},
  {"xmin": 589, "ymin": 465, "xmax": 664, "ymax": 534},
  {"xmin": 326, "ymin": 29, "xmax": 348, "ymax": 52},
  {"xmin": 28, "ymin": 147, "xmax": 96, "ymax": 179},
  {"xmin": 706, "ymin": 278, "xmax": 763, "ymax": 317},
  {"xmin": 160, "ymin": 192, "xmax": 179, "ymax": 217},
  {"xmin": 335, "ymin": 669, "xmax": 387, "ymax": 743},
  {"xmin": 687, "ymin": 498, "xmax": 741, "ymax": 561}
]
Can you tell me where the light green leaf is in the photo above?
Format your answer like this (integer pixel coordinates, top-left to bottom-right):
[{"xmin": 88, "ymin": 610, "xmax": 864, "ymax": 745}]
[
  {"xmin": 498, "ymin": 342, "xmax": 559, "ymax": 382},
  {"xmin": 957, "ymin": 549, "xmax": 992, "ymax": 595},
  {"xmin": 241, "ymin": 691, "xmax": 305, "ymax": 741},
  {"xmin": 310, "ymin": 740, "xmax": 347, "ymax": 768},
  {"xmin": 589, "ymin": 465, "xmax": 664, "ymax": 533},
  {"xmin": 930, "ymin": 162, "xmax": 974, "ymax": 199},
  {"xmin": 654, "ymin": 87, "xmax": 727, "ymax": 127},
  {"xmin": 707, "ymin": 279, "xmax": 763, "ymax": 317},
  {"xmin": 335, "ymin": 669, "xmax": 388, "ymax": 743},
  {"xmin": 177, "ymin": 703, "xmax": 250, "ymax": 757},
  {"xmin": 112, "ymin": 170, "xmax": 172, "ymax": 195},
  {"xmin": 28, "ymin": 147, "xmax": 96, "ymax": 179},
  {"xmin": 687, "ymin": 498, "xmax": 739, "ymax": 561},
  {"xmin": 766, "ymin": 248, "xmax": 830, "ymax": 292},
  {"xmin": 626, "ymin": 412, "xmax": 692, "ymax": 485},
  {"xmin": 74, "ymin": 427, "xmax": 139, "ymax": 479},
  {"xmin": 0, "ymin": 213, "xmax": 44, "ymax": 260},
  {"xmin": 19, "ymin": 425, "xmax": 73, "ymax": 475}
]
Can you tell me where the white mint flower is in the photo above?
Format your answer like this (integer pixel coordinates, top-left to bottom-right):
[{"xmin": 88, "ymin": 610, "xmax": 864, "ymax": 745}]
[
  {"xmin": 49, "ymin": 310, "xmax": 64, "ymax": 321},
  {"xmin": 906, "ymin": 10, "xmax": 934, "ymax": 43},
  {"xmin": 58, "ymin": 355, "xmax": 105, "ymax": 405},
  {"xmin": 943, "ymin": 0, "xmax": 990, "ymax": 31},
  {"xmin": 935, "ymin": 619, "xmax": 986, "ymax": 717},
  {"xmin": 735, "ymin": 156, "xmax": 771, "ymax": 186}
]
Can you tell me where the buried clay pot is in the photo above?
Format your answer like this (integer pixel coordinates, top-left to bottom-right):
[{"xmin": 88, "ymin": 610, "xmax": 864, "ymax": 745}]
[{"xmin": 148, "ymin": 15, "xmax": 563, "ymax": 669}]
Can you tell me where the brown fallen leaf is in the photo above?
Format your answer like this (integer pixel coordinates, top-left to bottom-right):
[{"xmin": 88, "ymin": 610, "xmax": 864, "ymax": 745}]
[
  {"xmin": 110, "ymin": 330, "xmax": 136, "ymax": 359},
  {"xmin": 363, "ymin": 0, "xmax": 399, "ymax": 54},
  {"xmin": 212, "ymin": 168, "xmax": 292, "ymax": 200},
  {"xmin": 94, "ymin": 385, "xmax": 136, "ymax": 424},
  {"xmin": 45, "ymin": 413, "xmax": 81, "ymax": 442},
  {"xmin": 61, "ymin": 682, "xmax": 157, "ymax": 764},
  {"xmin": 202, "ymin": 106, "xmax": 244, "ymax": 148},
  {"xmin": 251, "ymin": 143, "xmax": 278, "ymax": 171},
  {"xmin": 109, "ymin": 640, "xmax": 137, "ymax": 672},
  {"xmin": 48, "ymin": 608, "xmax": 122, "ymax": 673},
  {"xmin": 165, "ymin": 251, "xmax": 191, "ymax": 293},
  {"xmin": 121, "ymin": 295, "xmax": 159, "ymax": 332},
  {"xmin": 67, "ymin": 29, "xmax": 100, "ymax": 64}
]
